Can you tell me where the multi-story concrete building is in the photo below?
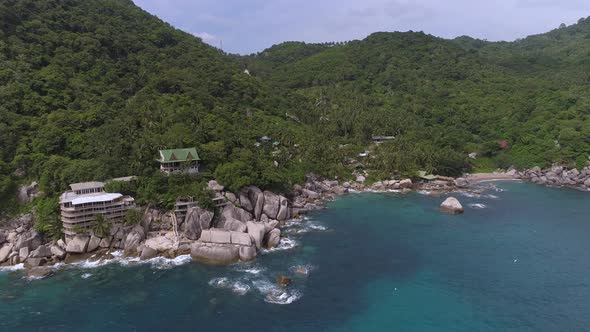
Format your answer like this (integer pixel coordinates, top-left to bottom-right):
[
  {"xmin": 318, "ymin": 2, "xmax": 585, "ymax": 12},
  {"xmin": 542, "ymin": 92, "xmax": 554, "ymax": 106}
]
[
  {"xmin": 59, "ymin": 181, "xmax": 134, "ymax": 235},
  {"xmin": 158, "ymin": 148, "xmax": 201, "ymax": 174}
]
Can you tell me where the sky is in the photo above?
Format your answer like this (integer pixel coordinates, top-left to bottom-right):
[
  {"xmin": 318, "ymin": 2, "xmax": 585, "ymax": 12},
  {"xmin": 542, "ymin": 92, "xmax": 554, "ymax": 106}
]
[{"xmin": 132, "ymin": 0, "xmax": 590, "ymax": 54}]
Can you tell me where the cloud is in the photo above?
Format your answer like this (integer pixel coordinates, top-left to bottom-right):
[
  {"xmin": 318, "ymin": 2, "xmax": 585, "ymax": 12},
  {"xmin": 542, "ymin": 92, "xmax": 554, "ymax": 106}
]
[{"xmin": 191, "ymin": 31, "xmax": 219, "ymax": 46}]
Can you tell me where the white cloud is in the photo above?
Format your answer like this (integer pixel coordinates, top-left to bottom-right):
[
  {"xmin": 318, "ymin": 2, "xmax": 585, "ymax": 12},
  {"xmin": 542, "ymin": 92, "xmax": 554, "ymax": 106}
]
[{"xmin": 192, "ymin": 31, "xmax": 219, "ymax": 46}]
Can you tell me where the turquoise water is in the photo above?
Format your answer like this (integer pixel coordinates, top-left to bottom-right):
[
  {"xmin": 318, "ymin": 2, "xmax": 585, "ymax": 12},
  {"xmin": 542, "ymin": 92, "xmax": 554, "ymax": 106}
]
[{"xmin": 2, "ymin": 182, "xmax": 590, "ymax": 331}]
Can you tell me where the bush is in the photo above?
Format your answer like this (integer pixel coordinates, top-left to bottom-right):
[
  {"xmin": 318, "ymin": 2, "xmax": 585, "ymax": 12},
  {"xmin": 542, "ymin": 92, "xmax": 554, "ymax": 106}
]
[
  {"xmin": 124, "ymin": 208, "xmax": 142, "ymax": 226},
  {"xmin": 34, "ymin": 197, "xmax": 62, "ymax": 240}
]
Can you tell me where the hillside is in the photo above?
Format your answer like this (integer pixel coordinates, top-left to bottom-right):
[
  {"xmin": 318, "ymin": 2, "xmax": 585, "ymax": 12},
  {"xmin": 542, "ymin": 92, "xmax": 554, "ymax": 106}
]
[
  {"xmin": 0, "ymin": 0, "xmax": 319, "ymax": 215},
  {"xmin": 242, "ymin": 20, "xmax": 590, "ymax": 175},
  {"xmin": 1, "ymin": 0, "xmax": 590, "ymax": 221}
]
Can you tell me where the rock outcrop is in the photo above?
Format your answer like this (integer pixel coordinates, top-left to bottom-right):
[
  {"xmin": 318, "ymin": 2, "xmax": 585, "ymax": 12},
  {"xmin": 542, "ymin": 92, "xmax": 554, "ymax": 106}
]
[
  {"xmin": 123, "ymin": 225, "xmax": 146, "ymax": 254},
  {"xmin": 0, "ymin": 243, "xmax": 14, "ymax": 263},
  {"xmin": 246, "ymin": 221, "xmax": 266, "ymax": 250},
  {"xmin": 184, "ymin": 206, "xmax": 214, "ymax": 240},
  {"xmin": 30, "ymin": 244, "xmax": 52, "ymax": 258},
  {"xmin": 520, "ymin": 164, "xmax": 590, "ymax": 190},
  {"xmin": 14, "ymin": 231, "xmax": 42, "ymax": 251},
  {"xmin": 191, "ymin": 243, "xmax": 240, "ymax": 265},
  {"xmin": 65, "ymin": 235, "xmax": 90, "ymax": 253},
  {"xmin": 262, "ymin": 191, "xmax": 281, "ymax": 219},
  {"xmin": 140, "ymin": 246, "xmax": 158, "ymax": 260},
  {"xmin": 17, "ymin": 182, "xmax": 40, "ymax": 204},
  {"xmin": 264, "ymin": 228, "xmax": 281, "ymax": 248},
  {"xmin": 238, "ymin": 246, "xmax": 256, "ymax": 261},
  {"xmin": 87, "ymin": 235, "xmax": 101, "ymax": 252},
  {"xmin": 440, "ymin": 197, "xmax": 464, "ymax": 214},
  {"xmin": 50, "ymin": 245, "xmax": 66, "ymax": 259}
]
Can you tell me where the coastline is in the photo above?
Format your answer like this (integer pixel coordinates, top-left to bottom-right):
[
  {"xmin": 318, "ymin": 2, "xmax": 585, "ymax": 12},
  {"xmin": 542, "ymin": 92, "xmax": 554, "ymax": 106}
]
[{"xmin": 3, "ymin": 167, "xmax": 590, "ymax": 278}]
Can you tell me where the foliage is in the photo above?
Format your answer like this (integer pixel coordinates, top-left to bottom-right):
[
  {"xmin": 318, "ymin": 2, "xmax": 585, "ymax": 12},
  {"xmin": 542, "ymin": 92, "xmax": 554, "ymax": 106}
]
[
  {"xmin": 92, "ymin": 213, "xmax": 110, "ymax": 238},
  {"xmin": 34, "ymin": 197, "xmax": 62, "ymax": 239},
  {"xmin": 124, "ymin": 208, "xmax": 141, "ymax": 226},
  {"xmin": 2, "ymin": 0, "xmax": 590, "ymax": 216}
]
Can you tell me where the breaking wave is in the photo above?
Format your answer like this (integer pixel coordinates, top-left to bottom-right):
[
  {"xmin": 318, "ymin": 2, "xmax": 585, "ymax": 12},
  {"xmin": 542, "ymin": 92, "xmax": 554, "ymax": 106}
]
[
  {"xmin": 252, "ymin": 279, "xmax": 301, "ymax": 305},
  {"xmin": 208, "ymin": 277, "xmax": 251, "ymax": 295},
  {"xmin": 0, "ymin": 263, "xmax": 24, "ymax": 272},
  {"xmin": 66, "ymin": 251, "xmax": 191, "ymax": 270},
  {"xmin": 262, "ymin": 237, "xmax": 298, "ymax": 253}
]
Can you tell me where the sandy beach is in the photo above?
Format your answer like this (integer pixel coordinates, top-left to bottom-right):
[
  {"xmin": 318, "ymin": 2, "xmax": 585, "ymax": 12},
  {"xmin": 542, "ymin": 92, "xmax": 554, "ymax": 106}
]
[{"xmin": 465, "ymin": 172, "xmax": 519, "ymax": 182}]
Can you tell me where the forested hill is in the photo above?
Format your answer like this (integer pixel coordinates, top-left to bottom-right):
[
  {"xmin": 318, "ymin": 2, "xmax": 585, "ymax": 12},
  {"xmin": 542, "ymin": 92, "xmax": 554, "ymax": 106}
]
[
  {"xmin": 0, "ymin": 0, "xmax": 318, "ymax": 211},
  {"xmin": 241, "ymin": 18, "xmax": 590, "ymax": 175},
  {"xmin": 1, "ymin": 0, "xmax": 590, "ymax": 217}
]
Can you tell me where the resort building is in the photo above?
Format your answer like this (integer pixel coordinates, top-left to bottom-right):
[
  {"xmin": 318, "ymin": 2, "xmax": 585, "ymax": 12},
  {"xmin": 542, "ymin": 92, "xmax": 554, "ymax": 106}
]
[
  {"xmin": 59, "ymin": 181, "xmax": 134, "ymax": 235},
  {"xmin": 158, "ymin": 148, "xmax": 201, "ymax": 174}
]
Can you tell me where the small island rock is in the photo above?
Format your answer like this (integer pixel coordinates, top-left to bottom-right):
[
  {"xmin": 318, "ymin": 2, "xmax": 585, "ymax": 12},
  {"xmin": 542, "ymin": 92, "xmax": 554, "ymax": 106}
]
[{"xmin": 440, "ymin": 197, "xmax": 464, "ymax": 214}]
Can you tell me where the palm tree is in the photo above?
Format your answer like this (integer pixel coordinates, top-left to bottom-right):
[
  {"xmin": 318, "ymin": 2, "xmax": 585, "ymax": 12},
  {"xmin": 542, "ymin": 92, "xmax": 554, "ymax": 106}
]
[{"xmin": 92, "ymin": 214, "xmax": 110, "ymax": 238}]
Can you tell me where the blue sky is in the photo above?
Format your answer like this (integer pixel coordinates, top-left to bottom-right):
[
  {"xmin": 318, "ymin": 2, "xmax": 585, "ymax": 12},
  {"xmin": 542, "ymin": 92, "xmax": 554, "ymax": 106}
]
[{"xmin": 133, "ymin": 0, "xmax": 590, "ymax": 54}]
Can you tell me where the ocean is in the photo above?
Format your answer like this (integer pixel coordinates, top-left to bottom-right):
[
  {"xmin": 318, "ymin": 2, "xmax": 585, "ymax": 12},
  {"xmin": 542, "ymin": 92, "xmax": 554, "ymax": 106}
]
[{"xmin": 2, "ymin": 181, "xmax": 590, "ymax": 331}]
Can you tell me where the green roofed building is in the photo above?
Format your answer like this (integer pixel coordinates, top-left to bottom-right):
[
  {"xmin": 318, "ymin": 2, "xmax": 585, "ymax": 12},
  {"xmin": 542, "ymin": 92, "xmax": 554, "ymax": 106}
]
[
  {"xmin": 158, "ymin": 148, "xmax": 201, "ymax": 174},
  {"xmin": 416, "ymin": 170, "xmax": 437, "ymax": 181}
]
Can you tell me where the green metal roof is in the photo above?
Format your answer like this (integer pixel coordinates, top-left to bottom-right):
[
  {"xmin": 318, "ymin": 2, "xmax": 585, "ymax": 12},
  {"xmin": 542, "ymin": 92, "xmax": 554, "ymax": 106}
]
[
  {"xmin": 417, "ymin": 170, "xmax": 437, "ymax": 180},
  {"xmin": 158, "ymin": 148, "xmax": 200, "ymax": 163}
]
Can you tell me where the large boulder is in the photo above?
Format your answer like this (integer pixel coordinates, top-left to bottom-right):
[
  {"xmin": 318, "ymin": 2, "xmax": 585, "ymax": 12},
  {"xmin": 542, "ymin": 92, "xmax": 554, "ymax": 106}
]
[
  {"xmin": 207, "ymin": 180, "xmax": 224, "ymax": 192},
  {"xmin": 230, "ymin": 232, "xmax": 252, "ymax": 246},
  {"xmin": 184, "ymin": 206, "xmax": 214, "ymax": 240},
  {"xmin": 276, "ymin": 197, "xmax": 290, "ymax": 221},
  {"xmin": 220, "ymin": 204, "xmax": 253, "ymax": 223},
  {"xmin": 239, "ymin": 246, "xmax": 256, "ymax": 261},
  {"xmin": 0, "ymin": 243, "xmax": 14, "ymax": 263},
  {"xmin": 301, "ymin": 189, "xmax": 320, "ymax": 199},
  {"xmin": 263, "ymin": 191, "xmax": 281, "ymax": 219},
  {"xmin": 123, "ymin": 225, "xmax": 145, "ymax": 254},
  {"xmin": 50, "ymin": 245, "xmax": 66, "ymax": 259},
  {"xmin": 191, "ymin": 243, "xmax": 239, "ymax": 265},
  {"xmin": 264, "ymin": 229, "xmax": 281, "ymax": 249},
  {"xmin": 17, "ymin": 182, "xmax": 40, "ymax": 204},
  {"xmin": 24, "ymin": 257, "xmax": 46, "ymax": 268},
  {"xmin": 199, "ymin": 229, "xmax": 231, "ymax": 244},
  {"xmin": 225, "ymin": 192, "xmax": 238, "ymax": 205},
  {"xmin": 217, "ymin": 218, "xmax": 247, "ymax": 232},
  {"xmin": 14, "ymin": 231, "xmax": 43, "ymax": 251},
  {"xmin": 99, "ymin": 236, "xmax": 112, "ymax": 248},
  {"xmin": 440, "ymin": 197, "xmax": 464, "ymax": 214},
  {"xmin": 19, "ymin": 247, "xmax": 30, "ymax": 260},
  {"xmin": 140, "ymin": 246, "xmax": 158, "ymax": 260},
  {"xmin": 239, "ymin": 189, "xmax": 254, "ymax": 212},
  {"xmin": 399, "ymin": 179, "xmax": 413, "ymax": 189},
  {"xmin": 66, "ymin": 235, "xmax": 90, "ymax": 253},
  {"xmin": 30, "ymin": 244, "xmax": 52, "ymax": 258},
  {"xmin": 264, "ymin": 220, "xmax": 279, "ymax": 233},
  {"xmin": 144, "ymin": 235, "xmax": 174, "ymax": 252},
  {"xmin": 87, "ymin": 235, "xmax": 101, "ymax": 252},
  {"xmin": 242, "ymin": 186, "xmax": 265, "ymax": 220},
  {"xmin": 584, "ymin": 178, "xmax": 590, "ymax": 188},
  {"xmin": 246, "ymin": 221, "xmax": 266, "ymax": 250}
]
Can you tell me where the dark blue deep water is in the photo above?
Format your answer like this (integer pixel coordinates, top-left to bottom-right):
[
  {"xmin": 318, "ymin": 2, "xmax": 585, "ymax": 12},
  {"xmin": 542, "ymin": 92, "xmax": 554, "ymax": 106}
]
[{"xmin": 2, "ymin": 181, "xmax": 590, "ymax": 331}]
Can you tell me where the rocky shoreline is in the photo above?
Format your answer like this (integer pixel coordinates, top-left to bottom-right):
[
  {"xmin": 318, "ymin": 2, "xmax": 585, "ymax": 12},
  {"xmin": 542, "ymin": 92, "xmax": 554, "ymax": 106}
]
[{"xmin": 1, "ymin": 166, "xmax": 588, "ymax": 279}]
